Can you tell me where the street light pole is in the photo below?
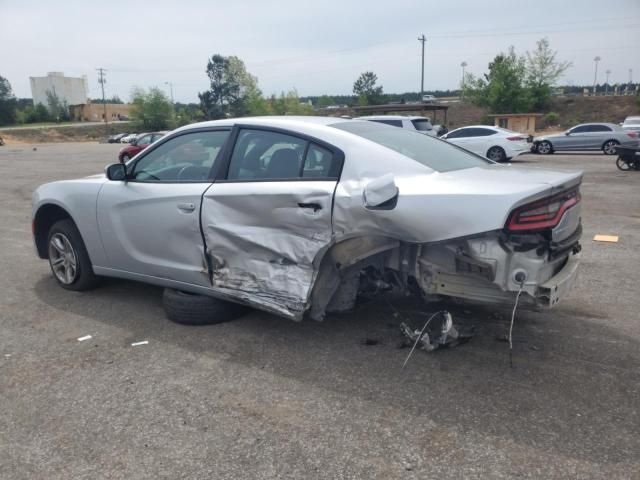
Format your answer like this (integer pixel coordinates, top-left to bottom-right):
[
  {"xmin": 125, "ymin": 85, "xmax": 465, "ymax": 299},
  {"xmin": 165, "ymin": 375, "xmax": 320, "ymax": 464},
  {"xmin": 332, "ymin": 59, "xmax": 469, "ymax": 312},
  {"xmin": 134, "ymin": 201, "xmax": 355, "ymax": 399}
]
[
  {"xmin": 593, "ymin": 56, "xmax": 600, "ymax": 95},
  {"xmin": 418, "ymin": 34, "xmax": 426, "ymax": 99},
  {"xmin": 164, "ymin": 81, "xmax": 174, "ymax": 103},
  {"xmin": 605, "ymin": 70, "xmax": 611, "ymax": 95}
]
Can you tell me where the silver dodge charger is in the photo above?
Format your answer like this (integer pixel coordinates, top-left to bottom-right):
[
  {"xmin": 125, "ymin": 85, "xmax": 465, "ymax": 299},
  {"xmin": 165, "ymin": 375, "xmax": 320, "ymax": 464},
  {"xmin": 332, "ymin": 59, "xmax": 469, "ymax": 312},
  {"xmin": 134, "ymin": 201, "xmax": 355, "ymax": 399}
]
[{"xmin": 33, "ymin": 117, "xmax": 583, "ymax": 322}]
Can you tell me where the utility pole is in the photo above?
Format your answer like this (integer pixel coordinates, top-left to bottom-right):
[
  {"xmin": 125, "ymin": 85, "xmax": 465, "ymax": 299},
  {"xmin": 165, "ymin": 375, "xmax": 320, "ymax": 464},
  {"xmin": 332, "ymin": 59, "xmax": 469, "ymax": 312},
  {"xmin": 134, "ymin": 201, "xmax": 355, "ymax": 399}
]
[
  {"xmin": 164, "ymin": 81, "xmax": 175, "ymax": 103},
  {"xmin": 592, "ymin": 56, "xmax": 600, "ymax": 95},
  {"xmin": 460, "ymin": 61, "xmax": 467, "ymax": 99},
  {"xmin": 418, "ymin": 34, "xmax": 426, "ymax": 99},
  {"xmin": 605, "ymin": 70, "xmax": 611, "ymax": 95},
  {"xmin": 630, "ymin": 68, "xmax": 633, "ymax": 84},
  {"xmin": 96, "ymin": 68, "xmax": 107, "ymax": 132}
]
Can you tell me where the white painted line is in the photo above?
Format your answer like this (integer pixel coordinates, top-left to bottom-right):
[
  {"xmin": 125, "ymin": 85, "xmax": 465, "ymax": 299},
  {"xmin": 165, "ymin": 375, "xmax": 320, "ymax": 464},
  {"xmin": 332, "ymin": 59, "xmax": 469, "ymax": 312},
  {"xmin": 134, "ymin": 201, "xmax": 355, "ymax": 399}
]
[
  {"xmin": 131, "ymin": 341, "xmax": 149, "ymax": 347},
  {"xmin": 77, "ymin": 335, "xmax": 92, "ymax": 342}
]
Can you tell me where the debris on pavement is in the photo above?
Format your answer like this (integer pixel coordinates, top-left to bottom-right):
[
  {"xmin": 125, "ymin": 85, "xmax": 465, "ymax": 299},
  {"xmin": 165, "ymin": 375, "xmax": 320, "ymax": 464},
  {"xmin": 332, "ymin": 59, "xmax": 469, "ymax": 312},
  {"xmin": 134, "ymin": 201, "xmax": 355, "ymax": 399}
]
[
  {"xmin": 593, "ymin": 234, "xmax": 619, "ymax": 243},
  {"xmin": 131, "ymin": 341, "xmax": 149, "ymax": 347},
  {"xmin": 400, "ymin": 311, "xmax": 475, "ymax": 365},
  {"xmin": 77, "ymin": 335, "xmax": 92, "ymax": 342}
]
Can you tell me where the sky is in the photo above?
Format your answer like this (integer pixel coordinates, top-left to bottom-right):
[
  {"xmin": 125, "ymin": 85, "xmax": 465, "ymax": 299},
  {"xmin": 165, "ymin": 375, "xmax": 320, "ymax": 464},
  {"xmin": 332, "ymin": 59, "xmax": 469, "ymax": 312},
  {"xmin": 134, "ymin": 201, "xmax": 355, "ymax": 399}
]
[{"xmin": 1, "ymin": 0, "xmax": 639, "ymax": 103}]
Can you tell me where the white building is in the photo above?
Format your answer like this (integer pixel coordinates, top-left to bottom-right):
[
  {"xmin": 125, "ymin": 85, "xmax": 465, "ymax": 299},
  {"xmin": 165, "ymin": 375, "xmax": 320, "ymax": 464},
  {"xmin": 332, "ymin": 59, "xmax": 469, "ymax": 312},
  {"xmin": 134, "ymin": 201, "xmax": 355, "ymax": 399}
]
[{"xmin": 29, "ymin": 72, "xmax": 89, "ymax": 107}]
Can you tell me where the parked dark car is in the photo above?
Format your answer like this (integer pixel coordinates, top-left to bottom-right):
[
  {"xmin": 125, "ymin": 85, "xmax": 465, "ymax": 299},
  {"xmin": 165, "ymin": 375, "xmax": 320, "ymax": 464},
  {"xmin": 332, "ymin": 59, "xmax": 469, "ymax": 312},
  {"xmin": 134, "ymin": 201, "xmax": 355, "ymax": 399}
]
[
  {"xmin": 118, "ymin": 132, "xmax": 167, "ymax": 162},
  {"xmin": 108, "ymin": 133, "xmax": 128, "ymax": 143}
]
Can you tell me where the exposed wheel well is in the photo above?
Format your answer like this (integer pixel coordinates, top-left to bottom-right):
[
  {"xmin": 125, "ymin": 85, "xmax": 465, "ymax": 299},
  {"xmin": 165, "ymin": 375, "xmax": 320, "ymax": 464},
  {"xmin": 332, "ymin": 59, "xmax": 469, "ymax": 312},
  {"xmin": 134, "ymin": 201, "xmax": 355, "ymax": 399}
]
[{"xmin": 34, "ymin": 204, "xmax": 73, "ymax": 258}]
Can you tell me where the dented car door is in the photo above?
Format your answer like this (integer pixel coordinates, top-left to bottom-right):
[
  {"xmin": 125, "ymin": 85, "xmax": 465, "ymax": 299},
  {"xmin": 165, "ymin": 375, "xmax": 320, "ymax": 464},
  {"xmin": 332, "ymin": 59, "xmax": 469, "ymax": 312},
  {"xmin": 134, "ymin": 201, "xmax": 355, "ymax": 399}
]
[{"xmin": 202, "ymin": 127, "xmax": 343, "ymax": 318}]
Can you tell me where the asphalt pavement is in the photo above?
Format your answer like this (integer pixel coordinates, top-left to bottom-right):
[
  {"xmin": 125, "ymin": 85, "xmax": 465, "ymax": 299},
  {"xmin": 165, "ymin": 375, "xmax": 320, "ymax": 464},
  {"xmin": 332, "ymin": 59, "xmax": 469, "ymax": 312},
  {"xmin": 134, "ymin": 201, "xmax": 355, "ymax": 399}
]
[{"xmin": 0, "ymin": 143, "xmax": 638, "ymax": 479}]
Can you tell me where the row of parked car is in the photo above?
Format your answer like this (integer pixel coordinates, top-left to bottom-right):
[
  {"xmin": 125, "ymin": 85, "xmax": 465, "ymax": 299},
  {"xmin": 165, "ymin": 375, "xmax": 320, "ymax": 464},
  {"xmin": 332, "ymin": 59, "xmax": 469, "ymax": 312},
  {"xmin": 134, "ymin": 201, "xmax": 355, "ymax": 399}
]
[
  {"xmin": 107, "ymin": 115, "xmax": 640, "ymax": 165},
  {"xmin": 359, "ymin": 114, "xmax": 640, "ymax": 161}
]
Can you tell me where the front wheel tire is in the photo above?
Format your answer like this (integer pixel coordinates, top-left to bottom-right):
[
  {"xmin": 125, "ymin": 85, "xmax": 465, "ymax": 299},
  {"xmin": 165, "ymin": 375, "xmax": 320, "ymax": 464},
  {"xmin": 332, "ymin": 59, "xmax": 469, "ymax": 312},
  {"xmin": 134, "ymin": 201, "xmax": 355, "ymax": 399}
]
[
  {"xmin": 536, "ymin": 141, "xmax": 553, "ymax": 155},
  {"xmin": 47, "ymin": 219, "xmax": 99, "ymax": 291}
]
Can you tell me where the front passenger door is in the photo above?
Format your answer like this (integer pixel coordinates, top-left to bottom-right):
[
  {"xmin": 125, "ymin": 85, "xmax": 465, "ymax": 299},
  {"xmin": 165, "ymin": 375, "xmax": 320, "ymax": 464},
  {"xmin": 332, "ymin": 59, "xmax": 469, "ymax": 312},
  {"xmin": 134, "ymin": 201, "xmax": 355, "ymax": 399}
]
[{"xmin": 97, "ymin": 129, "xmax": 230, "ymax": 286}]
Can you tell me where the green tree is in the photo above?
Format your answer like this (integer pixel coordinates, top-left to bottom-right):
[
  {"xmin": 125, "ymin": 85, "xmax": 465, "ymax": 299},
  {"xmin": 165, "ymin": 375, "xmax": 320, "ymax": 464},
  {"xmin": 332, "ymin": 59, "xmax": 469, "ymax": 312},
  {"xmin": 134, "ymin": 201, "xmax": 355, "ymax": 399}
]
[
  {"xmin": 130, "ymin": 87, "xmax": 175, "ymax": 131},
  {"xmin": 316, "ymin": 95, "xmax": 336, "ymax": 108},
  {"xmin": 198, "ymin": 54, "xmax": 262, "ymax": 119},
  {"xmin": 465, "ymin": 47, "xmax": 532, "ymax": 113},
  {"xmin": 269, "ymin": 90, "xmax": 314, "ymax": 115},
  {"xmin": 353, "ymin": 71, "xmax": 385, "ymax": 105},
  {"xmin": 45, "ymin": 90, "xmax": 70, "ymax": 122},
  {"xmin": 525, "ymin": 38, "xmax": 571, "ymax": 110},
  {"xmin": 0, "ymin": 75, "xmax": 18, "ymax": 126}
]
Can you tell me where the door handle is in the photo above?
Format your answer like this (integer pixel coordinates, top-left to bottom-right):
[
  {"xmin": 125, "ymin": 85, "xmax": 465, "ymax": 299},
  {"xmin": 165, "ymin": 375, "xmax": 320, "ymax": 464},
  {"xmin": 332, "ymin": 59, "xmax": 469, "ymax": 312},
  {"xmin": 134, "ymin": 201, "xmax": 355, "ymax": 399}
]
[
  {"xmin": 298, "ymin": 202, "xmax": 322, "ymax": 212},
  {"xmin": 177, "ymin": 202, "xmax": 196, "ymax": 212}
]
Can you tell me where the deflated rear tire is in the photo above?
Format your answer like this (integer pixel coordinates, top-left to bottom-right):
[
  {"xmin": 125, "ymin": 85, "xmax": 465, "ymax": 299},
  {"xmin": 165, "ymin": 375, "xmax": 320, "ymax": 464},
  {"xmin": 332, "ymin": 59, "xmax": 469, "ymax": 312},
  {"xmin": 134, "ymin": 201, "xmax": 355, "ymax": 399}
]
[{"xmin": 162, "ymin": 288, "xmax": 249, "ymax": 325}]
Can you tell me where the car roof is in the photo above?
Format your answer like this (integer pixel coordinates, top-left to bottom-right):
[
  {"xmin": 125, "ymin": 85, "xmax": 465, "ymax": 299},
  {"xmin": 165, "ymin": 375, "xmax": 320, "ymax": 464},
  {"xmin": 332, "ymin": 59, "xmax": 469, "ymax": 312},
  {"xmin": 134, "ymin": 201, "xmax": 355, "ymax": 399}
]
[
  {"xmin": 573, "ymin": 122, "xmax": 620, "ymax": 128},
  {"xmin": 357, "ymin": 115, "xmax": 429, "ymax": 121},
  {"xmin": 449, "ymin": 125, "xmax": 498, "ymax": 132}
]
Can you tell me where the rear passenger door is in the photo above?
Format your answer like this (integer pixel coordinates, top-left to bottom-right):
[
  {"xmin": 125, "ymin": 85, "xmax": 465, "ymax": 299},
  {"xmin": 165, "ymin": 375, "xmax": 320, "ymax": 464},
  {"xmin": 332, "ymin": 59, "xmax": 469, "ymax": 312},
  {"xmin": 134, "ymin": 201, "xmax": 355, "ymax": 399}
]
[{"xmin": 201, "ymin": 126, "xmax": 343, "ymax": 319}]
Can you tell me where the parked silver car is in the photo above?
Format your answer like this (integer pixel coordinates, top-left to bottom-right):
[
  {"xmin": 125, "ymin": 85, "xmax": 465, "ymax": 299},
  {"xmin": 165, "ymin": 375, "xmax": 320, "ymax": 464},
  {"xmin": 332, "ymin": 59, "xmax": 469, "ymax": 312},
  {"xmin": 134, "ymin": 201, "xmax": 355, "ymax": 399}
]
[
  {"xmin": 532, "ymin": 123, "xmax": 638, "ymax": 155},
  {"xmin": 33, "ymin": 117, "xmax": 582, "ymax": 323}
]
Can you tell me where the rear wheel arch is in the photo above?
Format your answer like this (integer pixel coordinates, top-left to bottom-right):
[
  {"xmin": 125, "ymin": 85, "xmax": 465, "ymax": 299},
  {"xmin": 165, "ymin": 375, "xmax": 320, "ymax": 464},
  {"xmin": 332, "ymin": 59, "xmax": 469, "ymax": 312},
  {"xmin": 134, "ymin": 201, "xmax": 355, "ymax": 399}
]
[{"xmin": 34, "ymin": 204, "xmax": 75, "ymax": 258}]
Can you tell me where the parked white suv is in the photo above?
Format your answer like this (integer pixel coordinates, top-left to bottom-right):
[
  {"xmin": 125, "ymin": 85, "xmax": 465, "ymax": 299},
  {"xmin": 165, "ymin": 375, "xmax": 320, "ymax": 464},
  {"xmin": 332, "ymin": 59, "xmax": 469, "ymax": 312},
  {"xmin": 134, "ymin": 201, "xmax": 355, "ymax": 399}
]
[
  {"xmin": 621, "ymin": 116, "xmax": 640, "ymax": 133},
  {"xmin": 358, "ymin": 115, "xmax": 437, "ymax": 136},
  {"xmin": 442, "ymin": 125, "xmax": 530, "ymax": 162}
]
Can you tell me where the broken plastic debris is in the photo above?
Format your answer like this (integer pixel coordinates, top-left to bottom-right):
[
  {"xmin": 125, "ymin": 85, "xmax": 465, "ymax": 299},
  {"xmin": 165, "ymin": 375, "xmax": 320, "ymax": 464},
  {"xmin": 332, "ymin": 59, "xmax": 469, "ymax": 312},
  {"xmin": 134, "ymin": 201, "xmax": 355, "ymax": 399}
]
[
  {"xmin": 131, "ymin": 341, "xmax": 149, "ymax": 347},
  {"xmin": 77, "ymin": 335, "xmax": 92, "ymax": 342},
  {"xmin": 593, "ymin": 234, "xmax": 619, "ymax": 243},
  {"xmin": 400, "ymin": 311, "xmax": 475, "ymax": 356}
]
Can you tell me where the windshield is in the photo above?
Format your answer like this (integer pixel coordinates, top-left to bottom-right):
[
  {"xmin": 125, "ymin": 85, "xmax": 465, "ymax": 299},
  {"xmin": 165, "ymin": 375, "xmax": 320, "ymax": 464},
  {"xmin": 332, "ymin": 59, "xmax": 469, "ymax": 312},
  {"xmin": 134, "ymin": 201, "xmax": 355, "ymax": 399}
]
[
  {"xmin": 411, "ymin": 119, "xmax": 432, "ymax": 131},
  {"xmin": 332, "ymin": 121, "xmax": 492, "ymax": 172}
]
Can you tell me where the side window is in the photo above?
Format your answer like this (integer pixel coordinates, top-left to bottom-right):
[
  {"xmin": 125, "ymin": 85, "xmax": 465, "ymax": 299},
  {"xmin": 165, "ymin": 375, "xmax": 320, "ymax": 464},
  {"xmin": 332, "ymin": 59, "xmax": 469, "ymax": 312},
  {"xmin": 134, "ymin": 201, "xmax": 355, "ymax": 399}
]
[
  {"xmin": 475, "ymin": 128, "xmax": 496, "ymax": 136},
  {"xmin": 449, "ymin": 128, "xmax": 470, "ymax": 138},
  {"xmin": 136, "ymin": 134, "xmax": 153, "ymax": 146},
  {"xmin": 303, "ymin": 144, "xmax": 336, "ymax": 178},
  {"xmin": 227, "ymin": 130, "xmax": 306, "ymax": 180},
  {"xmin": 570, "ymin": 125, "xmax": 588, "ymax": 134},
  {"xmin": 130, "ymin": 130, "xmax": 230, "ymax": 182},
  {"xmin": 588, "ymin": 125, "xmax": 611, "ymax": 132}
]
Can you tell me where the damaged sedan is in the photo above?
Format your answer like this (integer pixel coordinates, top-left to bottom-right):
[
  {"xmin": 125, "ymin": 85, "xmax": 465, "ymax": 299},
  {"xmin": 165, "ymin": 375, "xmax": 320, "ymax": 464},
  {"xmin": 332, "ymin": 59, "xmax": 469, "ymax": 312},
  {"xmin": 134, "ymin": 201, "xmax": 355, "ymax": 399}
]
[{"xmin": 32, "ymin": 117, "xmax": 582, "ymax": 323}]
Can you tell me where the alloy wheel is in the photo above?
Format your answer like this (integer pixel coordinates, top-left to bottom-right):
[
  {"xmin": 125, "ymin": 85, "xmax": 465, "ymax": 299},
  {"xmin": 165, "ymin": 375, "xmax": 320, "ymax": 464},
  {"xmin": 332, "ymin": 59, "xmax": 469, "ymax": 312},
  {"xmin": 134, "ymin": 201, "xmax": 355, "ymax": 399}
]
[
  {"xmin": 48, "ymin": 233, "xmax": 78, "ymax": 285},
  {"xmin": 537, "ymin": 141, "xmax": 552, "ymax": 154},
  {"xmin": 603, "ymin": 141, "xmax": 618, "ymax": 155}
]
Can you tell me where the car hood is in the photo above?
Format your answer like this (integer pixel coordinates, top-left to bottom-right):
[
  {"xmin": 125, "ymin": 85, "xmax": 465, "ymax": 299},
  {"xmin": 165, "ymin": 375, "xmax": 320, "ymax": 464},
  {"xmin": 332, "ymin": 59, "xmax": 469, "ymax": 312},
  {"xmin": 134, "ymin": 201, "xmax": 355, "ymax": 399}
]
[{"xmin": 333, "ymin": 164, "xmax": 583, "ymax": 243}]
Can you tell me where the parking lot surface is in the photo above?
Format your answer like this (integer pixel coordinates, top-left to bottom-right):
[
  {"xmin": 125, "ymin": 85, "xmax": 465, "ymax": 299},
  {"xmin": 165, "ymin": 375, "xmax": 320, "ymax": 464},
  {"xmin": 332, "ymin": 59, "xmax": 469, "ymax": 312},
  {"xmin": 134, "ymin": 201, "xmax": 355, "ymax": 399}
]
[{"xmin": 1, "ymin": 143, "xmax": 639, "ymax": 479}]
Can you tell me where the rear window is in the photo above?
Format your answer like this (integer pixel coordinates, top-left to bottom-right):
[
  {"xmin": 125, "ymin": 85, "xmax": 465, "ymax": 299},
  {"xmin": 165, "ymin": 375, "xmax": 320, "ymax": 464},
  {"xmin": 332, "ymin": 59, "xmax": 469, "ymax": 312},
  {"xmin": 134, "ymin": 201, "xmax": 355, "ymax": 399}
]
[
  {"xmin": 332, "ymin": 121, "xmax": 492, "ymax": 172},
  {"xmin": 369, "ymin": 119, "xmax": 403, "ymax": 128},
  {"xmin": 411, "ymin": 119, "xmax": 433, "ymax": 131},
  {"xmin": 624, "ymin": 118, "xmax": 640, "ymax": 125}
]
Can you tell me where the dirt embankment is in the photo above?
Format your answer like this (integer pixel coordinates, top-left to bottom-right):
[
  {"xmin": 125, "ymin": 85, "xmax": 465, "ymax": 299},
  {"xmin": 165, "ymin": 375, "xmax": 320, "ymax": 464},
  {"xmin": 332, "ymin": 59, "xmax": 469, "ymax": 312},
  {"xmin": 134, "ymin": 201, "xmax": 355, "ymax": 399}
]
[
  {"xmin": 0, "ymin": 123, "xmax": 131, "ymax": 145},
  {"xmin": 446, "ymin": 95, "xmax": 638, "ymax": 130}
]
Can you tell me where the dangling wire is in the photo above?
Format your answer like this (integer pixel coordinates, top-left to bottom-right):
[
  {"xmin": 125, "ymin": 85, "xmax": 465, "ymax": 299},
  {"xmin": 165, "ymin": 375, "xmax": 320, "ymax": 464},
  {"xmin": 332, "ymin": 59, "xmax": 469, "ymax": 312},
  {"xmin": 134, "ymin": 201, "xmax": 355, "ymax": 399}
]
[
  {"xmin": 509, "ymin": 283, "xmax": 525, "ymax": 368},
  {"xmin": 402, "ymin": 311, "xmax": 446, "ymax": 369}
]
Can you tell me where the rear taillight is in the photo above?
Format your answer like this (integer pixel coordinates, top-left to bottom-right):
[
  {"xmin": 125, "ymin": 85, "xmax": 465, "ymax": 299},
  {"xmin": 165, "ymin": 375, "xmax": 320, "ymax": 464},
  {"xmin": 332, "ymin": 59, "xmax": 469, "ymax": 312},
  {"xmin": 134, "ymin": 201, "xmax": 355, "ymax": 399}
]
[
  {"xmin": 506, "ymin": 136, "xmax": 526, "ymax": 141},
  {"xmin": 506, "ymin": 188, "xmax": 581, "ymax": 232},
  {"xmin": 626, "ymin": 132, "xmax": 638, "ymax": 139}
]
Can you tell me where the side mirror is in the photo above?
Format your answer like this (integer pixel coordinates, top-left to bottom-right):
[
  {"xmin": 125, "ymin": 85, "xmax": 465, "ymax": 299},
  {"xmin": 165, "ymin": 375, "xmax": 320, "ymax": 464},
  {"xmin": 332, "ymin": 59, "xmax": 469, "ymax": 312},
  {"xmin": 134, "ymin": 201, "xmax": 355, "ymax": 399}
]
[
  {"xmin": 129, "ymin": 139, "xmax": 137, "ymax": 146},
  {"xmin": 105, "ymin": 163, "xmax": 127, "ymax": 181},
  {"xmin": 565, "ymin": 131, "xmax": 570, "ymax": 136},
  {"xmin": 363, "ymin": 173, "xmax": 399, "ymax": 210}
]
